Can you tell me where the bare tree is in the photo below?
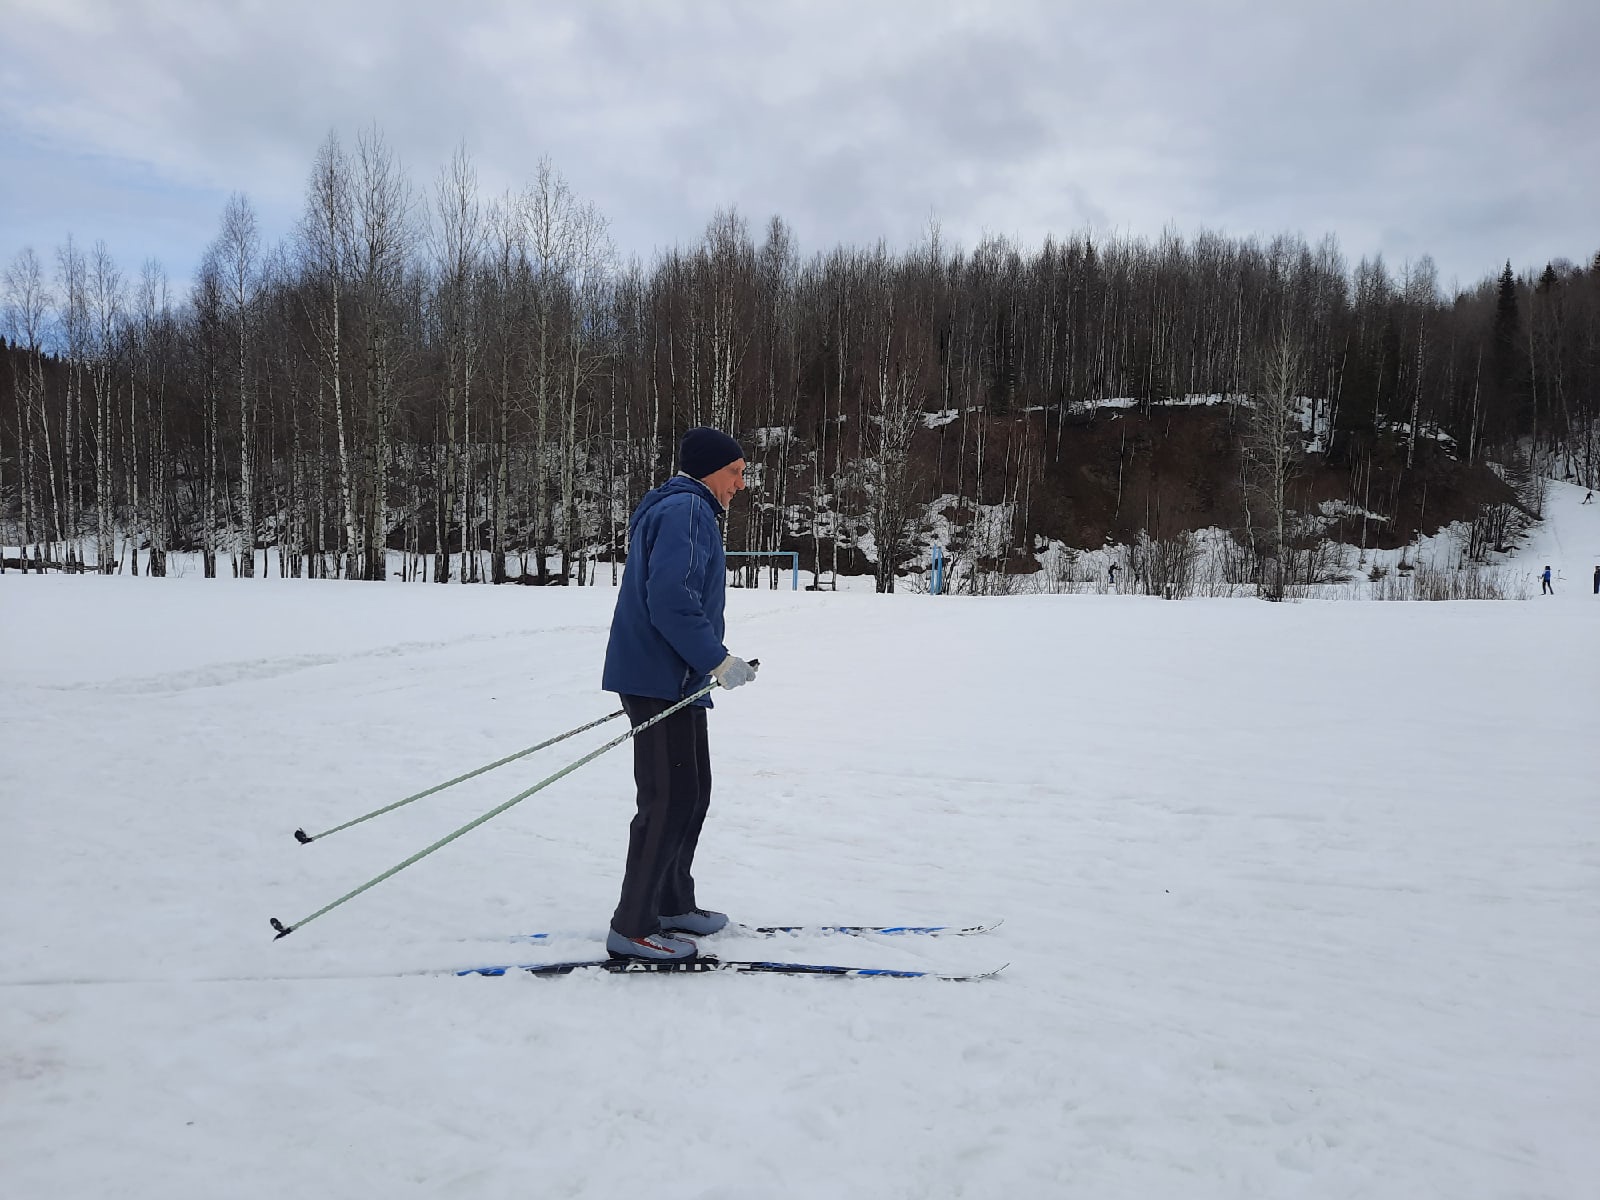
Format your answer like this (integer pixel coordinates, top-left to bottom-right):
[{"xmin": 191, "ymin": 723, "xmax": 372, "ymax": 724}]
[
  {"xmin": 696, "ymin": 209, "xmax": 755, "ymax": 432},
  {"xmin": 87, "ymin": 240, "xmax": 123, "ymax": 571},
  {"xmin": 1401, "ymin": 255, "xmax": 1438, "ymax": 469},
  {"xmin": 214, "ymin": 195, "xmax": 260, "ymax": 575},
  {"xmin": 431, "ymin": 143, "xmax": 484, "ymax": 583},
  {"xmin": 482, "ymin": 192, "xmax": 527, "ymax": 583},
  {"xmin": 855, "ymin": 249, "xmax": 930, "ymax": 592},
  {"xmin": 56, "ymin": 237, "xmax": 89, "ymax": 564},
  {"xmin": 192, "ymin": 254, "xmax": 226, "ymax": 577},
  {"xmin": 352, "ymin": 126, "xmax": 417, "ymax": 581},
  {"xmin": 300, "ymin": 133, "xmax": 359, "ymax": 578},
  {"xmin": 750, "ymin": 215, "xmax": 802, "ymax": 585},
  {"xmin": 559, "ymin": 196, "xmax": 613, "ymax": 581},
  {"xmin": 1243, "ymin": 324, "xmax": 1305, "ymax": 598},
  {"xmin": 132, "ymin": 260, "xmax": 173, "ymax": 575},
  {"xmin": 3, "ymin": 248, "xmax": 52, "ymax": 567},
  {"xmin": 511, "ymin": 158, "xmax": 612, "ymax": 582}
]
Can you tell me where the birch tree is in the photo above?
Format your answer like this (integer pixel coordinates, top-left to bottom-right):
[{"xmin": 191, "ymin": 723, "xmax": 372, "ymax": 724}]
[
  {"xmin": 300, "ymin": 134, "xmax": 359, "ymax": 578},
  {"xmin": 214, "ymin": 196, "xmax": 260, "ymax": 575},
  {"xmin": 431, "ymin": 144, "xmax": 484, "ymax": 583},
  {"xmin": 88, "ymin": 240, "xmax": 122, "ymax": 571},
  {"xmin": 352, "ymin": 126, "xmax": 416, "ymax": 580},
  {"xmin": 3, "ymin": 249, "xmax": 51, "ymax": 566},
  {"xmin": 132, "ymin": 260, "xmax": 172, "ymax": 576},
  {"xmin": 519, "ymin": 157, "xmax": 590, "ymax": 582},
  {"xmin": 696, "ymin": 209, "xmax": 755, "ymax": 433},
  {"xmin": 191, "ymin": 256, "xmax": 225, "ymax": 577},
  {"xmin": 483, "ymin": 193, "xmax": 527, "ymax": 584},
  {"xmin": 751, "ymin": 215, "xmax": 801, "ymax": 584},
  {"xmin": 1244, "ymin": 325, "xmax": 1305, "ymax": 598},
  {"xmin": 855, "ymin": 250, "xmax": 930, "ymax": 592},
  {"xmin": 559, "ymin": 197, "xmax": 613, "ymax": 581},
  {"xmin": 56, "ymin": 238, "xmax": 88, "ymax": 564}
]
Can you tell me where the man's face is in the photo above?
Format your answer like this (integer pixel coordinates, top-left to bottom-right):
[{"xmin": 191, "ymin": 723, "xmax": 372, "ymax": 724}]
[{"xmin": 702, "ymin": 458, "xmax": 747, "ymax": 507}]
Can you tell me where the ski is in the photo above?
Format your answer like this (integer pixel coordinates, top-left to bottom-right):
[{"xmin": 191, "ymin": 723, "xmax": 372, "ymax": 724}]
[
  {"xmin": 742, "ymin": 919, "xmax": 1002, "ymax": 938},
  {"xmin": 504, "ymin": 919, "xmax": 1002, "ymax": 944},
  {"xmin": 456, "ymin": 956, "xmax": 1008, "ymax": 981}
]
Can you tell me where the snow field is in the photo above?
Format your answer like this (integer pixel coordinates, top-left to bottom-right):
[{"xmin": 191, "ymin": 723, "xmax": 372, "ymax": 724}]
[{"xmin": 2, "ymin": 531, "xmax": 1596, "ymax": 1198}]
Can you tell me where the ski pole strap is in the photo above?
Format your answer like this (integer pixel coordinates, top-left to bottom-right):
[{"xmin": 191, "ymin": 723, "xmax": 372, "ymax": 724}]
[
  {"xmin": 269, "ymin": 671, "xmax": 747, "ymax": 940},
  {"xmin": 293, "ymin": 708, "xmax": 627, "ymax": 844}
]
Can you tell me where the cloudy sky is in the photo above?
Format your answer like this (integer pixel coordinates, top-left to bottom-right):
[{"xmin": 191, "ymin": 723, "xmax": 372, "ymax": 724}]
[{"xmin": 3, "ymin": 0, "xmax": 1596, "ymax": 296}]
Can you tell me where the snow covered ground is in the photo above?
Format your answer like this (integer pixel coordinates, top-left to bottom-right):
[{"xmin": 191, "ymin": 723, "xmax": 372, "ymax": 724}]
[{"xmin": 3, "ymin": 490, "xmax": 1597, "ymax": 1199}]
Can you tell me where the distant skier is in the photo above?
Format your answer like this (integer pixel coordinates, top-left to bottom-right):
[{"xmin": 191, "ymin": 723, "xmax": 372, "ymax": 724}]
[
  {"xmin": 1593, "ymin": 564, "xmax": 1598, "ymax": 595},
  {"xmin": 1583, "ymin": 490, "xmax": 1594, "ymax": 505},
  {"xmin": 1541, "ymin": 565, "xmax": 1554, "ymax": 595},
  {"xmin": 1108, "ymin": 563, "xmax": 1119, "ymax": 588}
]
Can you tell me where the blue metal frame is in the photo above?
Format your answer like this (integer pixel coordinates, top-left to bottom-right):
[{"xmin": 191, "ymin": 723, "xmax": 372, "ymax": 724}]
[{"xmin": 726, "ymin": 550, "xmax": 799, "ymax": 591}]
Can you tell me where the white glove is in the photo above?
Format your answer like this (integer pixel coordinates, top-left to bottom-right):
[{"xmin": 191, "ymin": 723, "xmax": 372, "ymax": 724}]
[{"xmin": 710, "ymin": 655, "xmax": 758, "ymax": 689}]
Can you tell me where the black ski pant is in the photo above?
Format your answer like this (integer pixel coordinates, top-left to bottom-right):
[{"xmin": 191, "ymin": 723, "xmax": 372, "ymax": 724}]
[{"xmin": 611, "ymin": 694, "xmax": 712, "ymax": 938}]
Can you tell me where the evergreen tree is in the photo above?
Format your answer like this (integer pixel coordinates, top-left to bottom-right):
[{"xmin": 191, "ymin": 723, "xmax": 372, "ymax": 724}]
[{"xmin": 1490, "ymin": 261, "xmax": 1527, "ymax": 438}]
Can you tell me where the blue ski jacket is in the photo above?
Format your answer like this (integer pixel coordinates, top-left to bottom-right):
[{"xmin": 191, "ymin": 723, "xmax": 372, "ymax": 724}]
[{"xmin": 602, "ymin": 475, "xmax": 729, "ymax": 706}]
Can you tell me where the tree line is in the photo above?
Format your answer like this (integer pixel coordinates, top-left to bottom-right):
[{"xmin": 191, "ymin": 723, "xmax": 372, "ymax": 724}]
[{"xmin": 3, "ymin": 127, "xmax": 1596, "ymax": 588}]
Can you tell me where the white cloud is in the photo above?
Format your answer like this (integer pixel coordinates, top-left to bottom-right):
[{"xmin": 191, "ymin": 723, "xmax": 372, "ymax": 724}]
[{"xmin": 3, "ymin": 0, "xmax": 1596, "ymax": 290}]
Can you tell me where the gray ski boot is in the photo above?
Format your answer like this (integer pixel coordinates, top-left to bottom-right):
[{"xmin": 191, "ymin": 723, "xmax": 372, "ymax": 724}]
[
  {"xmin": 659, "ymin": 909, "xmax": 729, "ymax": 936},
  {"xmin": 606, "ymin": 928, "xmax": 698, "ymax": 961}
]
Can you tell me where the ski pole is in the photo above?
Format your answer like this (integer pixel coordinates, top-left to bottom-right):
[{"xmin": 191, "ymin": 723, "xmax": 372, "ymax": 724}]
[
  {"xmin": 292, "ymin": 708, "xmax": 626, "ymax": 844},
  {"xmin": 269, "ymin": 661, "xmax": 757, "ymax": 940}
]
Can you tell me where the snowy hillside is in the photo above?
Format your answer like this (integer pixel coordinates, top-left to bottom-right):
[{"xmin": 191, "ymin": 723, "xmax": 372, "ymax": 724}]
[{"xmin": 2, "ymin": 491, "xmax": 1597, "ymax": 1199}]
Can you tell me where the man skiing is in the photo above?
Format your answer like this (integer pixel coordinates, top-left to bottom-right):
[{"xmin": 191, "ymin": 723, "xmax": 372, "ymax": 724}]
[
  {"xmin": 1541, "ymin": 565, "xmax": 1554, "ymax": 595},
  {"xmin": 600, "ymin": 427, "xmax": 757, "ymax": 962}
]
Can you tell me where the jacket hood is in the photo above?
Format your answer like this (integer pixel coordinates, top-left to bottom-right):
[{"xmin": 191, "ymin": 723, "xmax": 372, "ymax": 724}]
[{"xmin": 628, "ymin": 474, "xmax": 722, "ymax": 537}]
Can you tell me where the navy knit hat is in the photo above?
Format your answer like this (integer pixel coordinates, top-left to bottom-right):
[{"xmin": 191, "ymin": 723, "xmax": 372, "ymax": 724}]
[{"xmin": 679, "ymin": 427, "xmax": 744, "ymax": 480}]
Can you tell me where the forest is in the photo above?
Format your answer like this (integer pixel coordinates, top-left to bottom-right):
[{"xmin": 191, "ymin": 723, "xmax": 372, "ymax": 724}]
[{"xmin": 4, "ymin": 128, "xmax": 1596, "ymax": 593}]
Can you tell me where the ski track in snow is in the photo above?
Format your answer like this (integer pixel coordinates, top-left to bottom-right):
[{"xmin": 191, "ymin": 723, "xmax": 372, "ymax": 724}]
[
  {"xmin": 34, "ymin": 626, "xmax": 607, "ymax": 695},
  {"xmin": 2, "ymin": 487, "xmax": 1597, "ymax": 1200}
]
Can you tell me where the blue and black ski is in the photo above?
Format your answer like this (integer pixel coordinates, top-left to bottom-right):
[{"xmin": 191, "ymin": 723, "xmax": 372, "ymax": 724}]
[
  {"xmin": 504, "ymin": 919, "xmax": 1002, "ymax": 944},
  {"xmin": 457, "ymin": 957, "xmax": 1007, "ymax": 981}
]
